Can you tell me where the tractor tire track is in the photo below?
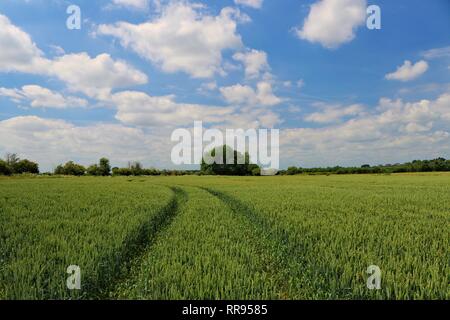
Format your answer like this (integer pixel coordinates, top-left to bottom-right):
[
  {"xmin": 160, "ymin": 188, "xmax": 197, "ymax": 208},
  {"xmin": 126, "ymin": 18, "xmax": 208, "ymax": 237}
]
[
  {"xmin": 202, "ymin": 187, "xmax": 309, "ymax": 299},
  {"xmin": 94, "ymin": 186, "xmax": 188, "ymax": 299}
]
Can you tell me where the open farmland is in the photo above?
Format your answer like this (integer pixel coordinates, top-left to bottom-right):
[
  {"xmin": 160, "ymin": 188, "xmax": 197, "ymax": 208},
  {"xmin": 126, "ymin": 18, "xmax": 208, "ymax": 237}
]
[{"xmin": 0, "ymin": 174, "xmax": 449, "ymax": 300}]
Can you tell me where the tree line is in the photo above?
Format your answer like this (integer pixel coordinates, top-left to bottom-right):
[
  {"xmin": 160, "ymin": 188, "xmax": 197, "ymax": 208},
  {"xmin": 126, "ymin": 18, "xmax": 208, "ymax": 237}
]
[
  {"xmin": 0, "ymin": 153, "xmax": 39, "ymax": 175},
  {"xmin": 53, "ymin": 146, "xmax": 261, "ymax": 177},
  {"xmin": 53, "ymin": 158, "xmax": 198, "ymax": 176},
  {"xmin": 279, "ymin": 158, "xmax": 450, "ymax": 175},
  {"xmin": 2, "ymin": 151, "xmax": 450, "ymax": 177}
]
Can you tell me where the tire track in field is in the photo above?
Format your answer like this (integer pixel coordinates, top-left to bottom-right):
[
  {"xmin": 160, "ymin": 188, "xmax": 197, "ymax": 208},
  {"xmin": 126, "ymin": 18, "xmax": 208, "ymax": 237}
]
[
  {"xmin": 95, "ymin": 186, "xmax": 188, "ymax": 299},
  {"xmin": 202, "ymin": 187, "xmax": 307, "ymax": 299}
]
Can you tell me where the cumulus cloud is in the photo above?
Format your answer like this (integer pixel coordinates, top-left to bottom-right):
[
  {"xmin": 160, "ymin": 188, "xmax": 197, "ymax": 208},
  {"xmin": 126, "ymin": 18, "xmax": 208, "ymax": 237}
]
[
  {"xmin": 296, "ymin": 0, "xmax": 367, "ymax": 49},
  {"xmin": 233, "ymin": 49, "xmax": 269, "ymax": 79},
  {"xmin": 0, "ymin": 85, "xmax": 88, "ymax": 109},
  {"xmin": 0, "ymin": 116, "xmax": 173, "ymax": 172},
  {"xmin": 110, "ymin": 89, "xmax": 282, "ymax": 129},
  {"xmin": 0, "ymin": 14, "xmax": 48, "ymax": 73},
  {"xmin": 385, "ymin": 60, "xmax": 429, "ymax": 82},
  {"xmin": 112, "ymin": 91, "xmax": 235, "ymax": 127},
  {"xmin": 224, "ymin": 108, "xmax": 281, "ymax": 128},
  {"xmin": 97, "ymin": 2, "xmax": 248, "ymax": 78},
  {"xmin": 282, "ymin": 92, "xmax": 450, "ymax": 167},
  {"xmin": 48, "ymin": 53, "xmax": 148, "ymax": 99},
  {"xmin": 220, "ymin": 81, "xmax": 282, "ymax": 106},
  {"xmin": 234, "ymin": 0, "xmax": 263, "ymax": 9},
  {"xmin": 0, "ymin": 111, "xmax": 283, "ymax": 173},
  {"xmin": 304, "ymin": 103, "xmax": 365, "ymax": 124},
  {"xmin": 0, "ymin": 14, "xmax": 148, "ymax": 99}
]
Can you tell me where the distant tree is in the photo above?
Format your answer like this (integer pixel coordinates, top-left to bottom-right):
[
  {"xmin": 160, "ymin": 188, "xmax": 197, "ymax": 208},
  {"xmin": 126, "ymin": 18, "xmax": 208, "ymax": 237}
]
[
  {"xmin": 143, "ymin": 168, "xmax": 161, "ymax": 176},
  {"xmin": 112, "ymin": 167, "xmax": 132, "ymax": 176},
  {"xmin": 251, "ymin": 167, "xmax": 261, "ymax": 176},
  {"xmin": 0, "ymin": 159, "xmax": 12, "ymax": 175},
  {"xmin": 54, "ymin": 165, "xmax": 65, "ymax": 175},
  {"xmin": 65, "ymin": 161, "xmax": 85, "ymax": 176},
  {"xmin": 111, "ymin": 163, "xmax": 165, "ymax": 176},
  {"xmin": 286, "ymin": 166, "xmax": 299, "ymax": 175},
  {"xmin": 86, "ymin": 158, "xmax": 111, "ymax": 176},
  {"xmin": 54, "ymin": 161, "xmax": 85, "ymax": 176},
  {"xmin": 99, "ymin": 158, "xmax": 111, "ymax": 176},
  {"xmin": 87, "ymin": 164, "xmax": 101, "ymax": 176},
  {"xmin": 129, "ymin": 161, "xmax": 143, "ymax": 176},
  {"xmin": 2, "ymin": 154, "xmax": 39, "ymax": 174},
  {"xmin": 14, "ymin": 159, "xmax": 39, "ymax": 174},
  {"xmin": 279, "ymin": 157, "xmax": 450, "ymax": 175},
  {"xmin": 5, "ymin": 153, "xmax": 19, "ymax": 168},
  {"xmin": 200, "ymin": 145, "xmax": 260, "ymax": 176}
]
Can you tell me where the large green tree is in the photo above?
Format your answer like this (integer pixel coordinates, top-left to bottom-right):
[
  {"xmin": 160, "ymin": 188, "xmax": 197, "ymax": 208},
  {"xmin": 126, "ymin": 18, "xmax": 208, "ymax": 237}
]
[
  {"xmin": 54, "ymin": 161, "xmax": 86, "ymax": 176},
  {"xmin": 201, "ymin": 145, "xmax": 260, "ymax": 176}
]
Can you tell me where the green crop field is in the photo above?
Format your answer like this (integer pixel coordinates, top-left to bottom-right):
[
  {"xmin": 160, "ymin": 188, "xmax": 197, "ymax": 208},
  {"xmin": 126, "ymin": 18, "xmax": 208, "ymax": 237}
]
[{"xmin": 0, "ymin": 174, "xmax": 449, "ymax": 300}]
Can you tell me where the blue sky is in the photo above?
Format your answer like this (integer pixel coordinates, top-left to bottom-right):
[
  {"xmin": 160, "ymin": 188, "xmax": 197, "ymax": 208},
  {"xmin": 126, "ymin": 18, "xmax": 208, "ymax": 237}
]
[{"xmin": 0, "ymin": 0, "xmax": 449, "ymax": 171}]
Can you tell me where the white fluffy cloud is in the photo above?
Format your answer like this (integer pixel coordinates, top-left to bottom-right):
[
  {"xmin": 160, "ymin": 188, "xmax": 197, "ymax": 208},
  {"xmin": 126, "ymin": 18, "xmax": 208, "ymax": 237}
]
[
  {"xmin": 112, "ymin": 91, "xmax": 235, "ymax": 127},
  {"xmin": 0, "ymin": 14, "xmax": 48, "ymax": 73},
  {"xmin": 220, "ymin": 81, "xmax": 282, "ymax": 106},
  {"xmin": 0, "ymin": 85, "xmax": 88, "ymax": 109},
  {"xmin": 0, "ymin": 116, "xmax": 173, "ymax": 171},
  {"xmin": 305, "ymin": 103, "xmax": 365, "ymax": 123},
  {"xmin": 48, "ymin": 53, "xmax": 148, "ymax": 99},
  {"xmin": 296, "ymin": 0, "xmax": 367, "ymax": 49},
  {"xmin": 385, "ymin": 60, "xmax": 429, "ymax": 82},
  {"xmin": 282, "ymin": 92, "xmax": 450, "ymax": 167},
  {"xmin": 110, "ymin": 89, "xmax": 282, "ymax": 128},
  {"xmin": 0, "ymin": 14, "xmax": 148, "ymax": 99},
  {"xmin": 233, "ymin": 49, "xmax": 269, "ymax": 79},
  {"xmin": 234, "ymin": 0, "xmax": 263, "ymax": 9},
  {"xmin": 97, "ymin": 2, "xmax": 247, "ymax": 78},
  {"xmin": 111, "ymin": 0, "xmax": 149, "ymax": 10},
  {"xmin": 0, "ymin": 111, "xmax": 282, "ymax": 173}
]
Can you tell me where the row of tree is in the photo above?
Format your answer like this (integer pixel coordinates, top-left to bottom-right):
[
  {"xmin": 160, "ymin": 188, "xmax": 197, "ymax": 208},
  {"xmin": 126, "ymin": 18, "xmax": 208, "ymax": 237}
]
[
  {"xmin": 0, "ymin": 154, "xmax": 39, "ymax": 175},
  {"xmin": 3, "ymin": 152, "xmax": 450, "ymax": 177},
  {"xmin": 112, "ymin": 162, "xmax": 162, "ymax": 176},
  {"xmin": 280, "ymin": 158, "xmax": 450, "ymax": 175},
  {"xmin": 53, "ymin": 146, "xmax": 261, "ymax": 177},
  {"xmin": 53, "ymin": 159, "xmax": 198, "ymax": 177},
  {"xmin": 54, "ymin": 158, "xmax": 111, "ymax": 176}
]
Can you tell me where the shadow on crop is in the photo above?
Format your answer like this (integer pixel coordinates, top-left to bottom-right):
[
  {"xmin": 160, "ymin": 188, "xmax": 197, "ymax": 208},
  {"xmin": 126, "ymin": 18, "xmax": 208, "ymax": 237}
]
[
  {"xmin": 201, "ymin": 187, "xmax": 298, "ymax": 298},
  {"xmin": 83, "ymin": 186, "xmax": 188, "ymax": 299}
]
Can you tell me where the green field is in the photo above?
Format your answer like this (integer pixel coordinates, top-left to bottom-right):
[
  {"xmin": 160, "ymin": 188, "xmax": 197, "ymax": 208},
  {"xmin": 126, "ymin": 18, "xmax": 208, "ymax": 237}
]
[{"xmin": 0, "ymin": 174, "xmax": 449, "ymax": 300}]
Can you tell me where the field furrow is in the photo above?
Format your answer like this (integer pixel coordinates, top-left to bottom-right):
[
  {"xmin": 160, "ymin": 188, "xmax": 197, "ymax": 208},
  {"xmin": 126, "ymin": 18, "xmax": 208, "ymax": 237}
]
[
  {"xmin": 0, "ymin": 178, "xmax": 176, "ymax": 299},
  {"xmin": 202, "ymin": 187, "xmax": 302, "ymax": 299},
  {"xmin": 114, "ymin": 186, "xmax": 285, "ymax": 299}
]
